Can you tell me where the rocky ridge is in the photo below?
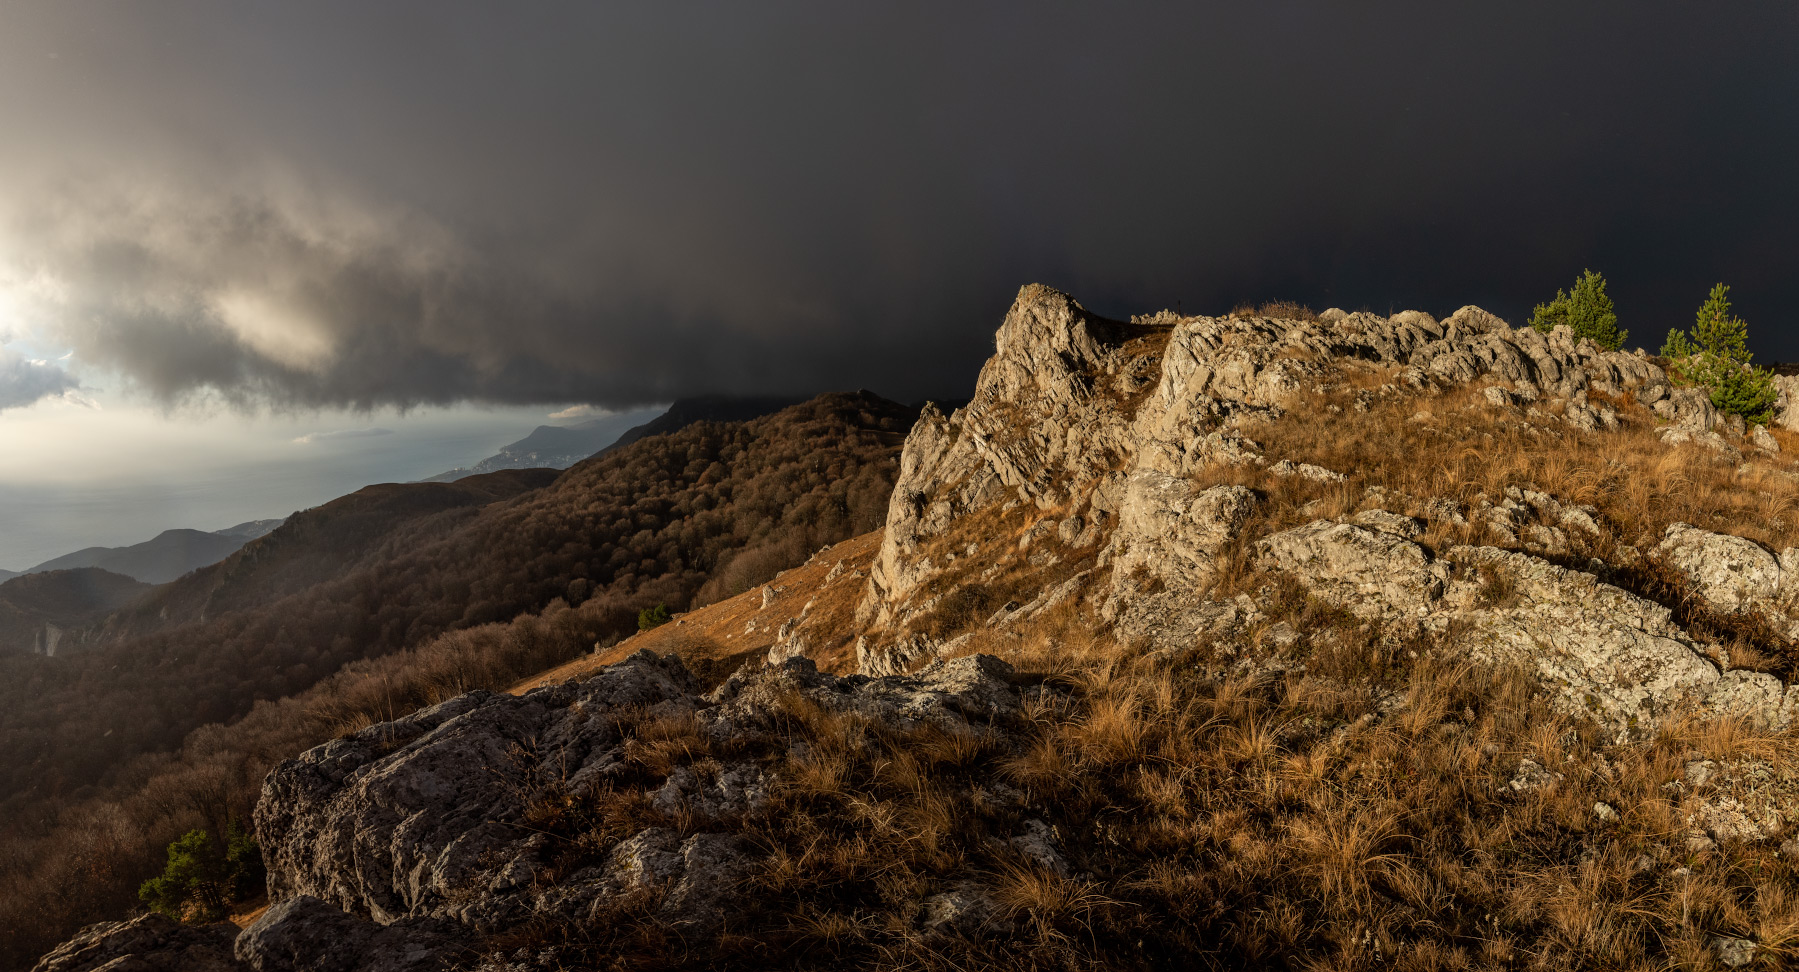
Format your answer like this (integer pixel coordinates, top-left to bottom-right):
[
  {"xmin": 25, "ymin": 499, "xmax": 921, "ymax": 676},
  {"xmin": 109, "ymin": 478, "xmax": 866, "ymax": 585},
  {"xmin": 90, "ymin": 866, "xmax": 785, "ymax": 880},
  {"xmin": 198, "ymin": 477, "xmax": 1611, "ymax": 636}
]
[
  {"xmin": 861, "ymin": 286, "xmax": 1798, "ymax": 734},
  {"xmin": 39, "ymin": 285, "xmax": 1799, "ymax": 970}
]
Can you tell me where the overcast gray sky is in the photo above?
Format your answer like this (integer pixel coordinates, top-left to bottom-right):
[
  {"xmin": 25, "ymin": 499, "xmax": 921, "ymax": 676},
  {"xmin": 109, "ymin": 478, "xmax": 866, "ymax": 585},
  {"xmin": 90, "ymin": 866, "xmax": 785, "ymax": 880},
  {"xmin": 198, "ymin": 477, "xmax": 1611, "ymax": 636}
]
[{"xmin": 1, "ymin": 2, "xmax": 1797, "ymax": 562}]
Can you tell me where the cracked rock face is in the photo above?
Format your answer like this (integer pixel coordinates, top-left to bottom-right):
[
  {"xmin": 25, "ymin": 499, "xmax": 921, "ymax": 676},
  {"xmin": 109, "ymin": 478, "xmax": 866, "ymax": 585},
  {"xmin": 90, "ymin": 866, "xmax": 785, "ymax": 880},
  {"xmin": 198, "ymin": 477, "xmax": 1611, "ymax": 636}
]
[
  {"xmin": 249, "ymin": 650, "xmax": 1023, "ymax": 960},
  {"xmin": 1252, "ymin": 516, "xmax": 1795, "ymax": 735},
  {"xmin": 236, "ymin": 897, "xmax": 463, "ymax": 972},
  {"xmin": 257, "ymin": 650, "xmax": 706, "ymax": 930},
  {"xmin": 1109, "ymin": 476, "xmax": 1257, "ymax": 598},
  {"xmin": 1256, "ymin": 519, "xmax": 1448, "ymax": 618},
  {"xmin": 32, "ymin": 915, "xmax": 244, "ymax": 972},
  {"xmin": 1654, "ymin": 523, "xmax": 1787, "ymax": 618},
  {"xmin": 862, "ymin": 284, "xmax": 1663, "ymax": 633}
]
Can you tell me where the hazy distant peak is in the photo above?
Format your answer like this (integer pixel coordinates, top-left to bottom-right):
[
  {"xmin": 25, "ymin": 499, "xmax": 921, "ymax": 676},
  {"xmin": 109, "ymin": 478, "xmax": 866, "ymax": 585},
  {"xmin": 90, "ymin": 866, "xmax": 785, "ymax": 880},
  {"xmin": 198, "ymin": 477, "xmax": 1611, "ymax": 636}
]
[{"xmin": 213, "ymin": 518, "xmax": 287, "ymax": 542}]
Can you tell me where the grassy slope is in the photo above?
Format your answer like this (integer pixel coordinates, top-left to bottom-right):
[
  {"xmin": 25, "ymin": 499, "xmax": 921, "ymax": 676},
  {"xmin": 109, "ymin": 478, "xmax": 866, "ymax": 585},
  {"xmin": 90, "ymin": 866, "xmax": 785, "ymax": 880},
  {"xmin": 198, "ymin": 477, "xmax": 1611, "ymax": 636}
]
[{"xmin": 502, "ymin": 362, "xmax": 1799, "ymax": 970}]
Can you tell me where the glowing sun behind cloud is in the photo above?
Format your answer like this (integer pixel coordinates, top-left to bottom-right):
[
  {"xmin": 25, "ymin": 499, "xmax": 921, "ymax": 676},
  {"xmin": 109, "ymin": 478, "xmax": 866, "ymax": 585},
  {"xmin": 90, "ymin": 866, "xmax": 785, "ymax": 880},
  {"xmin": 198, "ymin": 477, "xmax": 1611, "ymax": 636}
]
[{"xmin": 210, "ymin": 288, "xmax": 338, "ymax": 372}]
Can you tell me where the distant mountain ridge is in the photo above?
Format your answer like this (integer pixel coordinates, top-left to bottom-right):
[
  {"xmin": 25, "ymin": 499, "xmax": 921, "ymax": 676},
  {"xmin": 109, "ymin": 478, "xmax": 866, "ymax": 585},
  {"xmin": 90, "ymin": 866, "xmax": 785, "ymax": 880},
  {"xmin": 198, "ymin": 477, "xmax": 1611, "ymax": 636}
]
[
  {"xmin": 596, "ymin": 395, "xmax": 805, "ymax": 456},
  {"xmin": 17, "ymin": 518, "xmax": 289, "ymax": 585},
  {"xmin": 424, "ymin": 397, "xmax": 806, "ymax": 483},
  {"xmin": 422, "ymin": 407, "xmax": 663, "ymax": 482}
]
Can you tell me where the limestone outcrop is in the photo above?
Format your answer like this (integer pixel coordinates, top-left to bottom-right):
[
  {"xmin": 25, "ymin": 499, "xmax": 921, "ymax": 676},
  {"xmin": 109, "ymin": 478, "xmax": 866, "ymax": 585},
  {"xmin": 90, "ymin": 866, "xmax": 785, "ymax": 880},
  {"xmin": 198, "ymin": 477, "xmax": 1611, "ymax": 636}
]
[
  {"xmin": 234, "ymin": 650, "xmax": 1023, "ymax": 963},
  {"xmin": 862, "ymin": 285, "xmax": 1666, "ymax": 640},
  {"xmin": 31, "ymin": 915, "xmax": 243, "ymax": 972},
  {"xmin": 856, "ymin": 284, "xmax": 1798, "ymax": 736},
  {"xmin": 1653, "ymin": 523, "xmax": 1793, "ymax": 622}
]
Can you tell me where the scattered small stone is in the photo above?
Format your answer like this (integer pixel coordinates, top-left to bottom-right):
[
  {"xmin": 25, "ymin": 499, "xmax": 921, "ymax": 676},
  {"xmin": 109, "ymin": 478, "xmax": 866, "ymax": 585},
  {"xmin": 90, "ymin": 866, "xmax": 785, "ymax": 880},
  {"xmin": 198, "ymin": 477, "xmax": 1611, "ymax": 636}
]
[
  {"xmin": 1593, "ymin": 801, "xmax": 1619, "ymax": 823},
  {"xmin": 1752, "ymin": 425, "xmax": 1780, "ymax": 453},
  {"xmin": 1714, "ymin": 936, "xmax": 1758, "ymax": 968},
  {"xmin": 1258, "ymin": 621, "xmax": 1299, "ymax": 649},
  {"xmin": 1510, "ymin": 759, "xmax": 1559, "ymax": 792}
]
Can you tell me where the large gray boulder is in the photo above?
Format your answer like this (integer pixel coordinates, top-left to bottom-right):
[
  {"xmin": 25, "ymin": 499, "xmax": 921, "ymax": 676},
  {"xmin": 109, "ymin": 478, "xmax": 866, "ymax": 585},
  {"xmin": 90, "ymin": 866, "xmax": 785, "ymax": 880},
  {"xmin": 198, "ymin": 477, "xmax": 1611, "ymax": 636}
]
[
  {"xmin": 32, "ymin": 914, "xmax": 245, "ymax": 972},
  {"xmin": 257, "ymin": 650, "xmax": 705, "ymax": 931},
  {"xmin": 1252, "ymin": 517, "xmax": 1795, "ymax": 735},
  {"xmin": 1108, "ymin": 476, "xmax": 1258, "ymax": 596},
  {"xmin": 1654, "ymin": 523, "xmax": 1783, "ymax": 616},
  {"xmin": 235, "ymin": 897, "xmax": 463, "ymax": 972},
  {"xmin": 1444, "ymin": 546, "xmax": 1731, "ymax": 733},
  {"xmin": 1651, "ymin": 386, "xmax": 1721, "ymax": 433},
  {"xmin": 1255, "ymin": 519, "xmax": 1447, "ymax": 618},
  {"xmin": 255, "ymin": 650, "xmax": 1022, "ymax": 942}
]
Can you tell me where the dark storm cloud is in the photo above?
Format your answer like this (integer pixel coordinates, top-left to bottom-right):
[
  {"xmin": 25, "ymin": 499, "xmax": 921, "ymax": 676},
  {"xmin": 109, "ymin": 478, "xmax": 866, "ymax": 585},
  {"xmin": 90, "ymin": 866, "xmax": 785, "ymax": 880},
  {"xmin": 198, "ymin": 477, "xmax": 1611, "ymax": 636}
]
[{"xmin": 1, "ymin": 2, "xmax": 1796, "ymax": 409}]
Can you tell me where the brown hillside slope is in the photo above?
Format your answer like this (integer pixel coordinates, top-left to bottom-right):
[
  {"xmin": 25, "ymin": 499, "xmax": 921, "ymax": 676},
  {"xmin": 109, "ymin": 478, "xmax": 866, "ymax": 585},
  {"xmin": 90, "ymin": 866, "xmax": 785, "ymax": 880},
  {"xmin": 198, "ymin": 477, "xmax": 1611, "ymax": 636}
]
[
  {"xmin": 37, "ymin": 288, "xmax": 1799, "ymax": 971},
  {"xmin": 511, "ymin": 528, "xmax": 884, "ymax": 692},
  {"xmin": 110, "ymin": 468, "xmax": 561, "ymax": 638},
  {"xmin": 0, "ymin": 392, "xmax": 917, "ymax": 971},
  {"xmin": 0, "ymin": 568, "xmax": 149, "ymax": 656}
]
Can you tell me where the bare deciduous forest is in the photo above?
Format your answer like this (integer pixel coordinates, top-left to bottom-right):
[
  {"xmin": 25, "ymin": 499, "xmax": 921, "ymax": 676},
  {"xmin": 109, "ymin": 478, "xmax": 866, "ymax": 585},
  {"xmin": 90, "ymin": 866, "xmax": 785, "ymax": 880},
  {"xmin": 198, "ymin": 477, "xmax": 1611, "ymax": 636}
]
[{"xmin": 0, "ymin": 392, "xmax": 916, "ymax": 969}]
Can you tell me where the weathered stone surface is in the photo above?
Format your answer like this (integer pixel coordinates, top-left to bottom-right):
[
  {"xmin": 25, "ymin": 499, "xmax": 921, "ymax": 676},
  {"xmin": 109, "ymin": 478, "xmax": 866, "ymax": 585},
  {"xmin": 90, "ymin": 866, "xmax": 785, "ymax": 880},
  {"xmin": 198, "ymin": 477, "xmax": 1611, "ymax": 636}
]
[
  {"xmin": 582, "ymin": 829, "xmax": 755, "ymax": 933},
  {"xmin": 1108, "ymin": 477, "xmax": 1256, "ymax": 596},
  {"xmin": 1774, "ymin": 374, "xmax": 1799, "ymax": 432},
  {"xmin": 1443, "ymin": 547, "xmax": 1724, "ymax": 733},
  {"xmin": 256, "ymin": 650, "xmax": 1022, "ymax": 946},
  {"xmin": 1255, "ymin": 519, "xmax": 1446, "ymax": 618},
  {"xmin": 257, "ymin": 650, "xmax": 704, "ymax": 931},
  {"xmin": 32, "ymin": 915, "xmax": 244, "ymax": 972},
  {"xmin": 711, "ymin": 653, "xmax": 1019, "ymax": 735},
  {"xmin": 1651, "ymin": 387, "xmax": 1720, "ymax": 433},
  {"xmin": 236, "ymin": 896, "xmax": 463, "ymax": 972},
  {"xmin": 1659, "ymin": 426, "xmax": 1743, "ymax": 460},
  {"xmin": 1245, "ymin": 516, "xmax": 1787, "ymax": 733},
  {"xmin": 1654, "ymin": 523, "xmax": 1782, "ymax": 615},
  {"xmin": 1679, "ymin": 756, "xmax": 1799, "ymax": 849},
  {"xmin": 863, "ymin": 286, "xmax": 1144, "ymax": 626},
  {"xmin": 861, "ymin": 286, "xmax": 1662, "ymax": 631}
]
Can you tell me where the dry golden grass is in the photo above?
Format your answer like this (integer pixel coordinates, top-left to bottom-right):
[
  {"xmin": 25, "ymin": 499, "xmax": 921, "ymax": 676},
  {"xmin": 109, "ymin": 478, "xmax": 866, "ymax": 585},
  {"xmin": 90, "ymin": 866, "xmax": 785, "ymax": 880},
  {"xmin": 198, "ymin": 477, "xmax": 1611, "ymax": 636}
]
[
  {"xmin": 509, "ymin": 530, "xmax": 884, "ymax": 693},
  {"xmin": 487, "ymin": 580, "xmax": 1799, "ymax": 970},
  {"xmin": 483, "ymin": 354, "xmax": 1799, "ymax": 969},
  {"xmin": 1241, "ymin": 374, "xmax": 1799, "ymax": 554}
]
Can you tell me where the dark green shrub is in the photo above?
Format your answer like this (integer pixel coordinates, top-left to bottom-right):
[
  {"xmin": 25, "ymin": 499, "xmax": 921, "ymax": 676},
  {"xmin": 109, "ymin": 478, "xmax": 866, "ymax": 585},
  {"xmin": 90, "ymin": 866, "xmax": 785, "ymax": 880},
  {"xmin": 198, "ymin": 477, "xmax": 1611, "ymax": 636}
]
[
  {"xmin": 636, "ymin": 604, "xmax": 671, "ymax": 631},
  {"xmin": 1530, "ymin": 269, "xmax": 1626, "ymax": 350},
  {"xmin": 1660, "ymin": 283, "xmax": 1776, "ymax": 424},
  {"xmin": 138, "ymin": 822, "xmax": 262, "ymax": 923}
]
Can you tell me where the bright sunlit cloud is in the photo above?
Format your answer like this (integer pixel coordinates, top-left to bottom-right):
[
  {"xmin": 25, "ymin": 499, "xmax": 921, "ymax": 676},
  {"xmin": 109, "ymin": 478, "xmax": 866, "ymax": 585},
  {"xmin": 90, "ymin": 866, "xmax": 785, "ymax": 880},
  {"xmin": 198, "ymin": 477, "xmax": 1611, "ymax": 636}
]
[
  {"xmin": 213, "ymin": 288, "xmax": 340, "ymax": 373},
  {"xmin": 292, "ymin": 427, "xmax": 394, "ymax": 444},
  {"xmin": 547, "ymin": 404, "xmax": 602, "ymax": 421}
]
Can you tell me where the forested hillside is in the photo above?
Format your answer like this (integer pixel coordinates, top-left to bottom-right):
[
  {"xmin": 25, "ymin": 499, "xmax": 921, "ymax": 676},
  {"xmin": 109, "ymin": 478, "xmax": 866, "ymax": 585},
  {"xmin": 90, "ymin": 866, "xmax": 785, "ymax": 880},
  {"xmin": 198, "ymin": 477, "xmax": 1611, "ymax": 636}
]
[
  {"xmin": 0, "ymin": 391, "xmax": 915, "ymax": 969},
  {"xmin": 0, "ymin": 568, "xmax": 149, "ymax": 655}
]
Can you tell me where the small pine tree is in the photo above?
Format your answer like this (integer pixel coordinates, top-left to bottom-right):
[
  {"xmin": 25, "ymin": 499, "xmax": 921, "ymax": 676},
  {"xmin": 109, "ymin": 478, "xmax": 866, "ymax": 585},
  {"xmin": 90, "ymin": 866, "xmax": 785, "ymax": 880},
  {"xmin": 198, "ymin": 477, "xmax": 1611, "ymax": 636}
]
[
  {"xmin": 138, "ymin": 823, "xmax": 264, "ymax": 923},
  {"xmin": 139, "ymin": 830, "xmax": 229, "ymax": 923},
  {"xmin": 637, "ymin": 604, "xmax": 671, "ymax": 631},
  {"xmin": 1530, "ymin": 269, "xmax": 1626, "ymax": 350},
  {"xmin": 1659, "ymin": 283, "xmax": 1777, "ymax": 424}
]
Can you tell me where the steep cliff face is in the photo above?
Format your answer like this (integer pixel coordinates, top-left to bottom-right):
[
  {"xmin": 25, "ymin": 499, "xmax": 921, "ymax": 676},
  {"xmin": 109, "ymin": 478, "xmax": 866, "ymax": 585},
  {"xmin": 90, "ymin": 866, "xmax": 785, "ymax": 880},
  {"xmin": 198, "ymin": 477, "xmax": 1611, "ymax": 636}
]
[{"xmin": 41, "ymin": 285, "xmax": 1799, "ymax": 971}]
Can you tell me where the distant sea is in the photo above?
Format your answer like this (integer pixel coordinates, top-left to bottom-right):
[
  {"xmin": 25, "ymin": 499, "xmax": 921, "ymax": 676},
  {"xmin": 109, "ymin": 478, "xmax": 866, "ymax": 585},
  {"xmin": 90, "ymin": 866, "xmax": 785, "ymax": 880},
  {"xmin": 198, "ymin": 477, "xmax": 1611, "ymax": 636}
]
[{"xmin": 0, "ymin": 414, "xmax": 548, "ymax": 570}]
